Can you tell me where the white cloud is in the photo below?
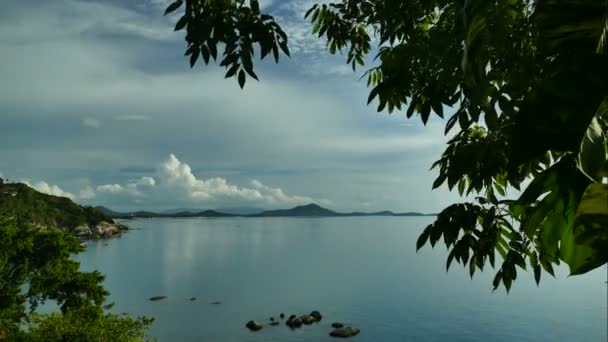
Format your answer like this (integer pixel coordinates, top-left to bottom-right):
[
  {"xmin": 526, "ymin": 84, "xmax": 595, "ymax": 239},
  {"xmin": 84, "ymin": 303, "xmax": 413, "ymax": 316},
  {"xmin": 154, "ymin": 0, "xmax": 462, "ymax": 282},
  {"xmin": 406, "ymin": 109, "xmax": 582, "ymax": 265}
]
[
  {"xmin": 82, "ymin": 117, "xmax": 101, "ymax": 128},
  {"xmin": 78, "ymin": 186, "xmax": 96, "ymax": 200},
  {"xmin": 0, "ymin": 0, "xmax": 455, "ymax": 213},
  {"xmin": 26, "ymin": 181, "xmax": 75, "ymax": 199},
  {"xmin": 97, "ymin": 184, "xmax": 124, "ymax": 194},
  {"xmin": 162, "ymin": 154, "xmax": 320, "ymax": 207},
  {"xmin": 136, "ymin": 176, "xmax": 156, "ymax": 187}
]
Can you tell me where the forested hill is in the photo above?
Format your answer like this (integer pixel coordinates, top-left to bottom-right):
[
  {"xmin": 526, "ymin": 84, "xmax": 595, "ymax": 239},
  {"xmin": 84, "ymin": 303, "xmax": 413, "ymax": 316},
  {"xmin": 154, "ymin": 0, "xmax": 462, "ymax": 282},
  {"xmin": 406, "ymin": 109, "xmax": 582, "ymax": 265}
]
[{"xmin": 0, "ymin": 181, "xmax": 123, "ymax": 238}]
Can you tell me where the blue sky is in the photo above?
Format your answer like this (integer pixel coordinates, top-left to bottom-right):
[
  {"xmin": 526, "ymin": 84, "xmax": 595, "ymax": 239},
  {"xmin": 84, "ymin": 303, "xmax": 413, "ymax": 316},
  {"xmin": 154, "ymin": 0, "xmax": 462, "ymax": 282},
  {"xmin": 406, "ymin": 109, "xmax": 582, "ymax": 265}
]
[{"xmin": 0, "ymin": 0, "xmax": 463, "ymax": 212}]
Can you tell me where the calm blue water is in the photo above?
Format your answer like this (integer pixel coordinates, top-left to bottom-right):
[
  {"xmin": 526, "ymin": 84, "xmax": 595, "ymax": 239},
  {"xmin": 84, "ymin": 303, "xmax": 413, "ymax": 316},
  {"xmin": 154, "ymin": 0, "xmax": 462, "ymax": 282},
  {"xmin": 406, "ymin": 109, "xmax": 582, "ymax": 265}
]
[{"xmin": 76, "ymin": 217, "xmax": 607, "ymax": 341}]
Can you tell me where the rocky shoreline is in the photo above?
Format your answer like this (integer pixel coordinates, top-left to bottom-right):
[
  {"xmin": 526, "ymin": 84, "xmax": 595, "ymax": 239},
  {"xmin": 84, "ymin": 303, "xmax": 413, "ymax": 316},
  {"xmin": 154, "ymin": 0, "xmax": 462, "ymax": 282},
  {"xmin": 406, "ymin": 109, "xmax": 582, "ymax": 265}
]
[{"xmin": 73, "ymin": 220, "xmax": 128, "ymax": 240}]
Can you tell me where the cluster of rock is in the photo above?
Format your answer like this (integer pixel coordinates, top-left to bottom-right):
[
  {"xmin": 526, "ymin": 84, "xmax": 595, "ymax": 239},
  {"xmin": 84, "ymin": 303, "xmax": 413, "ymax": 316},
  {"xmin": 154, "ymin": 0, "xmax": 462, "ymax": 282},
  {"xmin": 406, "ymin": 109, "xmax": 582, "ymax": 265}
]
[
  {"xmin": 245, "ymin": 310, "xmax": 360, "ymax": 338},
  {"xmin": 73, "ymin": 220, "xmax": 128, "ymax": 240}
]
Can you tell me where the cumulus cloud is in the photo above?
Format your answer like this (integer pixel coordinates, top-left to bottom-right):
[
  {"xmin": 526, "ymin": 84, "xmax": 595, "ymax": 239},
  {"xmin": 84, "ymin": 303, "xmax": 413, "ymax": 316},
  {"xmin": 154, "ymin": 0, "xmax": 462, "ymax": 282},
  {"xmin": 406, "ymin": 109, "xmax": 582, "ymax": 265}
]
[
  {"xmin": 162, "ymin": 154, "xmax": 320, "ymax": 207},
  {"xmin": 97, "ymin": 184, "xmax": 124, "ymax": 194},
  {"xmin": 25, "ymin": 181, "xmax": 75, "ymax": 199}
]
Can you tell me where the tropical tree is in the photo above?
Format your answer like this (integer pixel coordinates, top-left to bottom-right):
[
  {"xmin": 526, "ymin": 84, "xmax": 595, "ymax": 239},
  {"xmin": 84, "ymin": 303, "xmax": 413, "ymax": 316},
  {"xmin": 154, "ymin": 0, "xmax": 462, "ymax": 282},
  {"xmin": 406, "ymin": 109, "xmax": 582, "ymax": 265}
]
[
  {"xmin": 0, "ymin": 219, "xmax": 153, "ymax": 340},
  {"xmin": 165, "ymin": 0, "xmax": 608, "ymax": 291}
]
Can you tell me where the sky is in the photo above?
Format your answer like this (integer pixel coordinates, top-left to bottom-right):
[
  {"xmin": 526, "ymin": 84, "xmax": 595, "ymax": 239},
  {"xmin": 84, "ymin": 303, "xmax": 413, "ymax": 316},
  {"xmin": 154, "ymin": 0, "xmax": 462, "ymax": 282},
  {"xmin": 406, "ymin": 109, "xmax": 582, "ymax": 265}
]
[{"xmin": 0, "ymin": 0, "xmax": 464, "ymax": 213}]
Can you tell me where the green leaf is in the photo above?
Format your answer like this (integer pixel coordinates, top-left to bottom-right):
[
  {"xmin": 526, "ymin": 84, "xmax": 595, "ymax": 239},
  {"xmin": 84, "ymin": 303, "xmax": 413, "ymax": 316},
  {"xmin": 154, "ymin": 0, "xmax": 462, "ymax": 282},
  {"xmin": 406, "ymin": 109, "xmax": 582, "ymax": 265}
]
[
  {"xmin": 577, "ymin": 99, "xmax": 608, "ymax": 182},
  {"xmin": 445, "ymin": 112, "xmax": 459, "ymax": 134},
  {"xmin": 238, "ymin": 70, "xmax": 246, "ymax": 89},
  {"xmin": 416, "ymin": 226, "xmax": 431, "ymax": 251},
  {"xmin": 189, "ymin": 48, "xmax": 199, "ymax": 68},
  {"xmin": 432, "ymin": 173, "xmax": 447, "ymax": 189},
  {"xmin": 250, "ymin": 0, "xmax": 260, "ymax": 13},
  {"xmin": 533, "ymin": 264, "xmax": 541, "ymax": 286},
  {"xmin": 225, "ymin": 64, "xmax": 240, "ymax": 78},
  {"xmin": 492, "ymin": 270, "xmax": 503, "ymax": 290},
  {"xmin": 165, "ymin": 0, "xmax": 183, "ymax": 16},
  {"xmin": 431, "ymin": 101, "xmax": 444, "ymax": 118},
  {"xmin": 174, "ymin": 15, "xmax": 188, "ymax": 31}
]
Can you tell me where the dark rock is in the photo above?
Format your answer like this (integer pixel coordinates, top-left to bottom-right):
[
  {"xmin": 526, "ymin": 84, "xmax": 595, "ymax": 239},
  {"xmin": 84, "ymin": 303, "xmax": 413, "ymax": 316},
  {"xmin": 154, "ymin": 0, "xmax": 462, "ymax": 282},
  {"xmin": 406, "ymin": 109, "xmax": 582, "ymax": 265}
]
[
  {"xmin": 270, "ymin": 322, "xmax": 280, "ymax": 326},
  {"xmin": 210, "ymin": 301, "xmax": 222, "ymax": 305},
  {"xmin": 189, "ymin": 297, "xmax": 197, "ymax": 301},
  {"xmin": 270, "ymin": 317, "xmax": 275, "ymax": 322},
  {"xmin": 331, "ymin": 322, "xmax": 344, "ymax": 329},
  {"xmin": 286, "ymin": 316, "xmax": 302, "ymax": 328},
  {"xmin": 310, "ymin": 310, "xmax": 322, "ymax": 321},
  {"xmin": 330, "ymin": 326, "xmax": 360, "ymax": 338},
  {"xmin": 291, "ymin": 317, "xmax": 302, "ymax": 328},
  {"xmin": 301, "ymin": 315, "xmax": 315, "ymax": 325},
  {"xmin": 280, "ymin": 313, "xmax": 285, "ymax": 319},
  {"xmin": 149, "ymin": 296, "xmax": 166, "ymax": 301},
  {"xmin": 246, "ymin": 320, "xmax": 263, "ymax": 331}
]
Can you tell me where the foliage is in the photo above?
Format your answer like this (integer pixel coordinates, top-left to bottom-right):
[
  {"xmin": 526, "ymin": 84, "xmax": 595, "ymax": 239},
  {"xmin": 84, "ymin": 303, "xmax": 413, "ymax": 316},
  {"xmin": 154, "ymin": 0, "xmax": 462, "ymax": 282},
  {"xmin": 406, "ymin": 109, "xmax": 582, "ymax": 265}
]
[
  {"xmin": 0, "ymin": 219, "xmax": 152, "ymax": 341},
  {"xmin": 165, "ymin": 0, "xmax": 290, "ymax": 88},
  {"xmin": 0, "ymin": 182, "xmax": 112, "ymax": 232},
  {"xmin": 167, "ymin": 0, "xmax": 608, "ymax": 290},
  {"xmin": 14, "ymin": 308, "xmax": 154, "ymax": 342}
]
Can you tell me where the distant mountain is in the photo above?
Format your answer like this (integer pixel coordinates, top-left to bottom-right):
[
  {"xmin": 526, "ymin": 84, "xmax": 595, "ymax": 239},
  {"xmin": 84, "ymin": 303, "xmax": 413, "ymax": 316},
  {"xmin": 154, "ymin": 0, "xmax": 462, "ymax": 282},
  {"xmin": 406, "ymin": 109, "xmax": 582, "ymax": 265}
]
[
  {"xmin": 96, "ymin": 206, "xmax": 234, "ymax": 218},
  {"xmin": 97, "ymin": 203, "xmax": 435, "ymax": 219},
  {"xmin": 254, "ymin": 203, "xmax": 338, "ymax": 217},
  {"xmin": 0, "ymin": 183, "xmax": 125, "ymax": 239},
  {"xmin": 215, "ymin": 206, "xmax": 265, "ymax": 215}
]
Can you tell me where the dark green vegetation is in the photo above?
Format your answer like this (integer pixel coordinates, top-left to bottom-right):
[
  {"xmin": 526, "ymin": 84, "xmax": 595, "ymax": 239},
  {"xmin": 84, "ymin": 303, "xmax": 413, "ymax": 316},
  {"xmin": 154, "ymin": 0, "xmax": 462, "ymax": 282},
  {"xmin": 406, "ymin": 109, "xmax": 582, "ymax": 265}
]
[
  {"xmin": 0, "ymin": 219, "xmax": 153, "ymax": 341},
  {"xmin": 97, "ymin": 203, "xmax": 433, "ymax": 219},
  {"xmin": 0, "ymin": 182, "xmax": 112, "ymax": 232},
  {"xmin": 166, "ymin": 0, "xmax": 608, "ymax": 290}
]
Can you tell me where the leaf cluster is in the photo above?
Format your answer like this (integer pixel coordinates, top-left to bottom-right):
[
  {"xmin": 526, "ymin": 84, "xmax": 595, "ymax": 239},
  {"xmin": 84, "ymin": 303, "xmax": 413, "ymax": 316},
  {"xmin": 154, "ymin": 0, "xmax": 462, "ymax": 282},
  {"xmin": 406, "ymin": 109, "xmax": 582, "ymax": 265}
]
[{"xmin": 166, "ymin": 0, "xmax": 290, "ymax": 88}]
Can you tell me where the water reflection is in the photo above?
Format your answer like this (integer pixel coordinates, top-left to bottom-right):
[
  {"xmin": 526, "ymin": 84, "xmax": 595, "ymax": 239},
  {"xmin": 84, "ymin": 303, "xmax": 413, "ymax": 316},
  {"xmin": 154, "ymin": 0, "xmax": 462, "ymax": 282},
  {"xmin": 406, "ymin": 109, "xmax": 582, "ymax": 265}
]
[{"xmin": 76, "ymin": 217, "xmax": 607, "ymax": 342}]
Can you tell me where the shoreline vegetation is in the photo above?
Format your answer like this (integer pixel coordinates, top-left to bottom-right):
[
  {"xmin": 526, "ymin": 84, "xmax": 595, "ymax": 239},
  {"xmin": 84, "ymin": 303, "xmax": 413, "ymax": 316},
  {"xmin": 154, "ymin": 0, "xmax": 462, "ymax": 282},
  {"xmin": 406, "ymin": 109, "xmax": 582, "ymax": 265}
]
[{"xmin": 0, "ymin": 181, "xmax": 127, "ymax": 241}]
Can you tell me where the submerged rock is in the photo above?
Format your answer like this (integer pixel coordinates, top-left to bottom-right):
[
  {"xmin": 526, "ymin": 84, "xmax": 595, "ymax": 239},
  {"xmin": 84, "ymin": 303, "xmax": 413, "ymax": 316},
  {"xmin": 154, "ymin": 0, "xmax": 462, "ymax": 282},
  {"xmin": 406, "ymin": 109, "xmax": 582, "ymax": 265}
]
[
  {"xmin": 330, "ymin": 326, "xmax": 360, "ymax": 338},
  {"xmin": 189, "ymin": 297, "xmax": 197, "ymax": 301},
  {"xmin": 331, "ymin": 322, "xmax": 344, "ymax": 329},
  {"xmin": 210, "ymin": 301, "xmax": 222, "ymax": 305},
  {"xmin": 269, "ymin": 322, "xmax": 280, "ymax": 326},
  {"xmin": 301, "ymin": 315, "xmax": 315, "ymax": 325},
  {"xmin": 149, "ymin": 296, "xmax": 166, "ymax": 301},
  {"xmin": 270, "ymin": 317, "xmax": 275, "ymax": 322},
  {"xmin": 246, "ymin": 320, "xmax": 263, "ymax": 331},
  {"xmin": 280, "ymin": 313, "xmax": 285, "ymax": 319},
  {"xmin": 286, "ymin": 316, "xmax": 302, "ymax": 328},
  {"xmin": 309, "ymin": 310, "xmax": 322, "ymax": 322}
]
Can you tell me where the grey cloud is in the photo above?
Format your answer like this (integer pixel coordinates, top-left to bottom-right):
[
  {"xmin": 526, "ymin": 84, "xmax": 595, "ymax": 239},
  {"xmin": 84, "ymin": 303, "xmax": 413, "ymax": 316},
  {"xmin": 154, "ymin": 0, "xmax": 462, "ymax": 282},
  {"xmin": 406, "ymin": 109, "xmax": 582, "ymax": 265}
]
[{"xmin": 0, "ymin": 0, "xmax": 457, "ymax": 213}]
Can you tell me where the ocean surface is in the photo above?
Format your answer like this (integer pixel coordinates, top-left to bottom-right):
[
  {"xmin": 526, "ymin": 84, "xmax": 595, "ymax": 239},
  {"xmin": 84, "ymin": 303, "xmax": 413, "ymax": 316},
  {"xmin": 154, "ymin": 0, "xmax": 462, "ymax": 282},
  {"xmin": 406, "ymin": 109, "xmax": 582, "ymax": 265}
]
[{"xmin": 76, "ymin": 217, "xmax": 607, "ymax": 341}]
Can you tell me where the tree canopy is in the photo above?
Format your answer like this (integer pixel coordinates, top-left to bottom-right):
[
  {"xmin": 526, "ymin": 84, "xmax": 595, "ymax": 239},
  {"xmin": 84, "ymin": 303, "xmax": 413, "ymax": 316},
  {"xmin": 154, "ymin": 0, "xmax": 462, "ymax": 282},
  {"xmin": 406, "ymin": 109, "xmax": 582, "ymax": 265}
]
[
  {"xmin": 0, "ymin": 219, "xmax": 153, "ymax": 341},
  {"xmin": 166, "ymin": 0, "xmax": 608, "ymax": 291}
]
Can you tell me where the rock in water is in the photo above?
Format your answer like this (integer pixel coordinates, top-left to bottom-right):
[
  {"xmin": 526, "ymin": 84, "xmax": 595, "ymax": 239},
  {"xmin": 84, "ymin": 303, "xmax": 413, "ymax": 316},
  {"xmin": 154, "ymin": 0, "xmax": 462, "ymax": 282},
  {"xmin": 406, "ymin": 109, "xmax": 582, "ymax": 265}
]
[
  {"xmin": 309, "ymin": 310, "xmax": 322, "ymax": 322},
  {"xmin": 189, "ymin": 297, "xmax": 197, "ymax": 301},
  {"xmin": 280, "ymin": 313, "xmax": 285, "ymax": 319},
  {"xmin": 149, "ymin": 296, "xmax": 166, "ymax": 301},
  {"xmin": 331, "ymin": 322, "xmax": 344, "ymax": 329},
  {"xmin": 286, "ymin": 316, "xmax": 302, "ymax": 328},
  {"xmin": 246, "ymin": 321, "xmax": 263, "ymax": 331},
  {"xmin": 329, "ymin": 326, "xmax": 360, "ymax": 338},
  {"xmin": 270, "ymin": 317, "xmax": 275, "ymax": 322},
  {"xmin": 270, "ymin": 322, "xmax": 280, "ymax": 326},
  {"xmin": 301, "ymin": 315, "xmax": 315, "ymax": 325}
]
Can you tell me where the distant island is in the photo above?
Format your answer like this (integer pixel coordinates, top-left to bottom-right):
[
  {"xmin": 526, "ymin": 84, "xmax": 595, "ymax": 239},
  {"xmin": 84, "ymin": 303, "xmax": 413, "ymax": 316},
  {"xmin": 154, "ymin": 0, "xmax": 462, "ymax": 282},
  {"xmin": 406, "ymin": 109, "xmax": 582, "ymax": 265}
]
[{"xmin": 96, "ymin": 203, "xmax": 436, "ymax": 219}]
